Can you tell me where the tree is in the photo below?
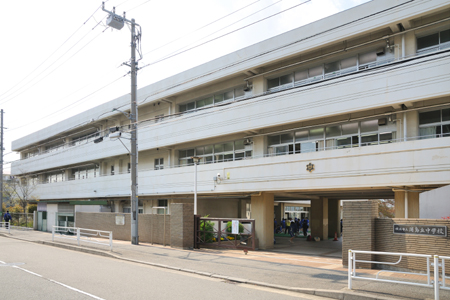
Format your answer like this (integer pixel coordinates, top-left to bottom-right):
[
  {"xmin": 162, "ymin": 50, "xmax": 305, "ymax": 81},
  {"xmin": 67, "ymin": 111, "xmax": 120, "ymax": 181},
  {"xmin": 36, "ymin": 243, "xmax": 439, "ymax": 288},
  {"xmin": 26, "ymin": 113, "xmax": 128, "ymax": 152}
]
[
  {"xmin": 4, "ymin": 176, "xmax": 38, "ymax": 213},
  {"xmin": 378, "ymin": 199, "xmax": 395, "ymax": 218}
]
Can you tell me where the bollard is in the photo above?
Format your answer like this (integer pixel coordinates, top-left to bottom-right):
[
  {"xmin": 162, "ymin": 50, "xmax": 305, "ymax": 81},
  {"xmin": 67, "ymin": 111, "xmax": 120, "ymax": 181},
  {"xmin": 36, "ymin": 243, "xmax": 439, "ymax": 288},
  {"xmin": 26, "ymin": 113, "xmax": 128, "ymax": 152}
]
[
  {"xmin": 434, "ymin": 255, "xmax": 439, "ymax": 300},
  {"xmin": 348, "ymin": 250, "xmax": 352, "ymax": 289}
]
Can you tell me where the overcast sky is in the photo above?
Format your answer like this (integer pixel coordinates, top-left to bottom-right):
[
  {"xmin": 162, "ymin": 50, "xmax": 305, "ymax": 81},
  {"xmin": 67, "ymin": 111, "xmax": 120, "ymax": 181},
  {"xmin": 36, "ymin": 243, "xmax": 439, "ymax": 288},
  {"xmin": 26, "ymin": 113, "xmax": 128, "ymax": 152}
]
[{"xmin": 0, "ymin": 0, "xmax": 370, "ymax": 171}]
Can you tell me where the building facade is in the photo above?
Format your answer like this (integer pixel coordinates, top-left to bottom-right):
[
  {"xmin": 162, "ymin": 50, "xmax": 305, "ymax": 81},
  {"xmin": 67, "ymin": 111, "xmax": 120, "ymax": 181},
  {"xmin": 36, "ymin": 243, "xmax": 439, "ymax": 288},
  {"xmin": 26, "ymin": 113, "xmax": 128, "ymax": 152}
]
[{"xmin": 11, "ymin": 0, "xmax": 450, "ymax": 249}]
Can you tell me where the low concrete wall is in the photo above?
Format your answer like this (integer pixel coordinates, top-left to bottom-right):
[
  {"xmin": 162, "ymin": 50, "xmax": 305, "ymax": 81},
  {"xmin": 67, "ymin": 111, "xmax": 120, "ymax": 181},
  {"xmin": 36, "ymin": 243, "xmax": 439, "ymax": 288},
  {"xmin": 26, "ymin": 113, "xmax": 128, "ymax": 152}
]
[{"xmin": 75, "ymin": 212, "xmax": 170, "ymax": 245}]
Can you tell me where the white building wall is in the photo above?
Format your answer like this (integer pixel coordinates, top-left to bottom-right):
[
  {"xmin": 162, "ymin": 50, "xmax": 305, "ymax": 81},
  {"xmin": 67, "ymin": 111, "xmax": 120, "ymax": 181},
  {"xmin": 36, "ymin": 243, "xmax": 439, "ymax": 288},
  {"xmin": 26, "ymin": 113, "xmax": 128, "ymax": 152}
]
[
  {"xmin": 420, "ymin": 185, "xmax": 450, "ymax": 219},
  {"xmin": 46, "ymin": 204, "xmax": 58, "ymax": 232}
]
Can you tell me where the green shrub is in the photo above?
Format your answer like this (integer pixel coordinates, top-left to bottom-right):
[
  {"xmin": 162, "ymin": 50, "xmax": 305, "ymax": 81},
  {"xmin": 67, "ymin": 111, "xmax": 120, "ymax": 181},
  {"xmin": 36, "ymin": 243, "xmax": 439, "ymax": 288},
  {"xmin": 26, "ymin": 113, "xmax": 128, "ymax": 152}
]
[{"xmin": 200, "ymin": 216, "xmax": 215, "ymax": 243}]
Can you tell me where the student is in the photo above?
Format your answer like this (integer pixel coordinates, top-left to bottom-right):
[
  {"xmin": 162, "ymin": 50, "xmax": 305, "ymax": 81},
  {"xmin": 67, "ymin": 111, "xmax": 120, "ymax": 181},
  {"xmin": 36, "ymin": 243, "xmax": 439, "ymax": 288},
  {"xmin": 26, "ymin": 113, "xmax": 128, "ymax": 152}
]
[
  {"xmin": 3, "ymin": 210, "xmax": 12, "ymax": 229},
  {"xmin": 285, "ymin": 218, "xmax": 291, "ymax": 234},
  {"xmin": 302, "ymin": 218, "xmax": 309, "ymax": 237},
  {"xmin": 289, "ymin": 219, "xmax": 297, "ymax": 243}
]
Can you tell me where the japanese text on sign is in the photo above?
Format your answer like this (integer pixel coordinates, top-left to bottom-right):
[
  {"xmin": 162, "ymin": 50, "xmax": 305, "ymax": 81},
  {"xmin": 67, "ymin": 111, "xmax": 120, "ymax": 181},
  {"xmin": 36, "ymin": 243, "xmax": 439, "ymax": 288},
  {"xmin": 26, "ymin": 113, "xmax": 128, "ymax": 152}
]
[{"xmin": 393, "ymin": 224, "xmax": 447, "ymax": 237}]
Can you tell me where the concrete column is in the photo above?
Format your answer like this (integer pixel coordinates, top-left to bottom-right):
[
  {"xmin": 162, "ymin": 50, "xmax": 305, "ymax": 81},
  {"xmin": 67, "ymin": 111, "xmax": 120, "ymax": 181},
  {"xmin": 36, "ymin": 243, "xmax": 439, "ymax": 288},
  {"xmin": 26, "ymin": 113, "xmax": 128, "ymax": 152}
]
[
  {"xmin": 252, "ymin": 135, "xmax": 267, "ymax": 158},
  {"xmin": 170, "ymin": 203, "xmax": 194, "ymax": 249},
  {"xmin": 251, "ymin": 192, "xmax": 274, "ymax": 250},
  {"xmin": 328, "ymin": 199, "xmax": 341, "ymax": 238},
  {"xmin": 406, "ymin": 110, "xmax": 419, "ymax": 139},
  {"xmin": 395, "ymin": 191, "xmax": 419, "ymax": 218},
  {"xmin": 311, "ymin": 197, "xmax": 328, "ymax": 241}
]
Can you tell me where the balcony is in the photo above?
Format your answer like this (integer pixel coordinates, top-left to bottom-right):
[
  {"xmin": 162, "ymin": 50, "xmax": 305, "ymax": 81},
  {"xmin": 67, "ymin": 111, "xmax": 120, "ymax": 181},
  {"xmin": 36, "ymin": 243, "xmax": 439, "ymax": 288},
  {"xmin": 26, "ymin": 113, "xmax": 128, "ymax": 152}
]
[
  {"xmin": 12, "ymin": 51, "xmax": 450, "ymax": 175},
  {"xmin": 34, "ymin": 137, "xmax": 450, "ymax": 200}
]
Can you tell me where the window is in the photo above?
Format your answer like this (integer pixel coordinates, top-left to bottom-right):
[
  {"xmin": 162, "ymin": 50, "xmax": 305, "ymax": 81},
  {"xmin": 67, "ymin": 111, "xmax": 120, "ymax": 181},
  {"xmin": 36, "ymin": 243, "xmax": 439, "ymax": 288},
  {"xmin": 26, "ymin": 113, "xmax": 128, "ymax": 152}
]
[
  {"xmin": 268, "ymin": 118, "xmax": 397, "ymax": 154},
  {"xmin": 154, "ymin": 158, "xmax": 164, "ymax": 170},
  {"xmin": 419, "ymin": 108, "xmax": 450, "ymax": 139},
  {"xmin": 157, "ymin": 199, "xmax": 168, "ymax": 215},
  {"xmin": 178, "ymin": 139, "xmax": 252, "ymax": 166},
  {"xmin": 123, "ymin": 207, "xmax": 143, "ymax": 214},
  {"xmin": 179, "ymin": 87, "xmax": 246, "ymax": 113},
  {"xmin": 417, "ymin": 29, "xmax": 450, "ymax": 53},
  {"xmin": 111, "ymin": 166, "xmax": 115, "ymax": 176},
  {"xmin": 155, "ymin": 114, "xmax": 164, "ymax": 123}
]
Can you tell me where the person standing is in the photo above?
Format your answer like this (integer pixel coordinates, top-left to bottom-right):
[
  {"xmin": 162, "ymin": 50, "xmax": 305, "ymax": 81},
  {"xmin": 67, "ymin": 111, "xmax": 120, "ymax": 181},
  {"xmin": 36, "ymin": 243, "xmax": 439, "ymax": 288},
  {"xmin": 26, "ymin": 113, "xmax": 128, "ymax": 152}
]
[
  {"xmin": 285, "ymin": 218, "xmax": 291, "ymax": 234},
  {"xmin": 289, "ymin": 219, "xmax": 297, "ymax": 243},
  {"xmin": 3, "ymin": 210, "xmax": 12, "ymax": 229},
  {"xmin": 302, "ymin": 218, "xmax": 309, "ymax": 237}
]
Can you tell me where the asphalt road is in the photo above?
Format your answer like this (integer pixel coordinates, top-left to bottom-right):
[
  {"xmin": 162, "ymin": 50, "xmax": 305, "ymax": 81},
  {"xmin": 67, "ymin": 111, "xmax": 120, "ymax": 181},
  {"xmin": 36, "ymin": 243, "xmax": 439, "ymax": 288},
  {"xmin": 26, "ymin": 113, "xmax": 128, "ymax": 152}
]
[{"xmin": 0, "ymin": 237, "xmax": 329, "ymax": 300}]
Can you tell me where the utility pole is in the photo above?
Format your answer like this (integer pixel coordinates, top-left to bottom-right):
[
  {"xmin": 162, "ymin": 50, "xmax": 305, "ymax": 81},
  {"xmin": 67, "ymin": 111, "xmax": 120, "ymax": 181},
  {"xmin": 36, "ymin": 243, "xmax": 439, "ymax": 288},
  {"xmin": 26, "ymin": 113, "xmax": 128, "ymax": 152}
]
[
  {"xmin": 130, "ymin": 19, "xmax": 139, "ymax": 245},
  {"xmin": 0, "ymin": 109, "xmax": 3, "ymax": 217},
  {"xmin": 102, "ymin": 2, "xmax": 140, "ymax": 245}
]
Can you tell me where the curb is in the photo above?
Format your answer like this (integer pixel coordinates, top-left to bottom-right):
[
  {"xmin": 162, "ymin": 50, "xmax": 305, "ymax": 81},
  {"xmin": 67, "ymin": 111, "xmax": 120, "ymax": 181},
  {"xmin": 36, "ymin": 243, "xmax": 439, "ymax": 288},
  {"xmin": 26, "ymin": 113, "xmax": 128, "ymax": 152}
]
[{"xmin": 0, "ymin": 233, "xmax": 395, "ymax": 300}]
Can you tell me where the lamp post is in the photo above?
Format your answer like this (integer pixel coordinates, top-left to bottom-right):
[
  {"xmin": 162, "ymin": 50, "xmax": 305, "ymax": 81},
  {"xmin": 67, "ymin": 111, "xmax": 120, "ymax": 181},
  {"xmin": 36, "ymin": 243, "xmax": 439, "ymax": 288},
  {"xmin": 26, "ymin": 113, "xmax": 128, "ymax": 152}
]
[
  {"xmin": 102, "ymin": 2, "xmax": 141, "ymax": 245},
  {"xmin": 191, "ymin": 157, "xmax": 200, "ymax": 215}
]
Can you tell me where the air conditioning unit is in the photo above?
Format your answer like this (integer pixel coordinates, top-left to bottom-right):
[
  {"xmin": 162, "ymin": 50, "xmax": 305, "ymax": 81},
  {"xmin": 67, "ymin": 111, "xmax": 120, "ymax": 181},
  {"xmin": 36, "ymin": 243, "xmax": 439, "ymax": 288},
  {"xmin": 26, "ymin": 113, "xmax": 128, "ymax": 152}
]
[
  {"xmin": 244, "ymin": 138, "xmax": 253, "ymax": 145},
  {"xmin": 378, "ymin": 118, "xmax": 387, "ymax": 126},
  {"xmin": 109, "ymin": 126, "xmax": 119, "ymax": 133},
  {"xmin": 376, "ymin": 47, "xmax": 385, "ymax": 56}
]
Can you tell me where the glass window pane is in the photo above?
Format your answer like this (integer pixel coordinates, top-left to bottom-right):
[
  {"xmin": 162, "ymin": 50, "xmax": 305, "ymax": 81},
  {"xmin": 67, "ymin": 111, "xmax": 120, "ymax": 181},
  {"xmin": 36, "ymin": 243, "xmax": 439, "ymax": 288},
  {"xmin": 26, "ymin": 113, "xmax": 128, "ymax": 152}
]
[
  {"xmin": 359, "ymin": 51, "xmax": 376, "ymax": 64},
  {"xmin": 223, "ymin": 142, "xmax": 233, "ymax": 152},
  {"xmin": 301, "ymin": 142, "xmax": 316, "ymax": 153},
  {"xmin": 235, "ymin": 87, "xmax": 245, "ymax": 97},
  {"xmin": 268, "ymin": 78, "xmax": 279, "ymax": 89},
  {"xmin": 204, "ymin": 145, "xmax": 213, "ymax": 154},
  {"xmin": 235, "ymin": 140, "xmax": 245, "ymax": 150},
  {"xmin": 324, "ymin": 61, "xmax": 340, "ymax": 73},
  {"xmin": 294, "ymin": 70, "xmax": 308, "ymax": 81},
  {"xmin": 337, "ymin": 137, "xmax": 351, "ymax": 148},
  {"xmin": 341, "ymin": 56, "xmax": 357, "ymax": 69},
  {"xmin": 214, "ymin": 144, "xmax": 223, "ymax": 153},
  {"xmin": 308, "ymin": 66, "xmax": 323, "ymax": 77},
  {"xmin": 295, "ymin": 130, "xmax": 308, "ymax": 142},
  {"xmin": 441, "ymin": 29, "xmax": 450, "ymax": 44},
  {"xmin": 235, "ymin": 152, "xmax": 245, "ymax": 160},
  {"xmin": 280, "ymin": 74, "xmax": 293, "ymax": 85},
  {"xmin": 187, "ymin": 102, "xmax": 195, "ymax": 110},
  {"xmin": 441, "ymin": 108, "xmax": 450, "ymax": 122},
  {"xmin": 326, "ymin": 125, "xmax": 341, "ymax": 137},
  {"xmin": 419, "ymin": 126, "xmax": 438, "ymax": 138},
  {"xmin": 309, "ymin": 128, "xmax": 324, "ymax": 140},
  {"xmin": 280, "ymin": 133, "xmax": 294, "ymax": 144},
  {"xmin": 186, "ymin": 149, "xmax": 195, "ymax": 157},
  {"xmin": 419, "ymin": 110, "xmax": 441, "ymax": 125},
  {"xmin": 178, "ymin": 150, "xmax": 186, "ymax": 158},
  {"xmin": 204, "ymin": 96, "xmax": 213, "ymax": 106},
  {"xmin": 179, "ymin": 104, "xmax": 186, "ymax": 112},
  {"xmin": 196, "ymin": 147, "xmax": 204, "ymax": 155},
  {"xmin": 361, "ymin": 134, "xmax": 378, "ymax": 145},
  {"xmin": 245, "ymin": 150, "xmax": 252, "ymax": 158},
  {"xmin": 417, "ymin": 33, "xmax": 439, "ymax": 50},
  {"xmin": 224, "ymin": 91, "xmax": 234, "ymax": 100},
  {"xmin": 268, "ymin": 135, "xmax": 280, "ymax": 146},
  {"xmin": 275, "ymin": 145, "xmax": 288, "ymax": 156},
  {"xmin": 342, "ymin": 122, "xmax": 358, "ymax": 135},
  {"xmin": 214, "ymin": 94, "xmax": 224, "ymax": 103},
  {"xmin": 215, "ymin": 154, "xmax": 223, "ymax": 162},
  {"xmin": 196, "ymin": 99, "xmax": 205, "ymax": 108},
  {"xmin": 443, "ymin": 124, "xmax": 450, "ymax": 137},
  {"xmin": 361, "ymin": 120, "xmax": 378, "ymax": 133},
  {"xmin": 380, "ymin": 132, "xmax": 393, "ymax": 141},
  {"xmin": 224, "ymin": 153, "xmax": 233, "ymax": 161},
  {"xmin": 205, "ymin": 156, "xmax": 213, "ymax": 163}
]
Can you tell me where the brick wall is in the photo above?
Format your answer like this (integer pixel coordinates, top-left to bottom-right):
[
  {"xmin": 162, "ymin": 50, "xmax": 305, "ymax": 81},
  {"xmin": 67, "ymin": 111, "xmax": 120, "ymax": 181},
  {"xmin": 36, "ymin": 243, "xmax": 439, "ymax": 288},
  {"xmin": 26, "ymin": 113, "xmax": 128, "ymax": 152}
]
[
  {"xmin": 342, "ymin": 201, "xmax": 378, "ymax": 268},
  {"xmin": 75, "ymin": 212, "xmax": 170, "ymax": 245},
  {"xmin": 375, "ymin": 218, "xmax": 450, "ymax": 273},
  {"xmin": 170, "ymin": 203, "xmax": 194, "ymax": 249}
]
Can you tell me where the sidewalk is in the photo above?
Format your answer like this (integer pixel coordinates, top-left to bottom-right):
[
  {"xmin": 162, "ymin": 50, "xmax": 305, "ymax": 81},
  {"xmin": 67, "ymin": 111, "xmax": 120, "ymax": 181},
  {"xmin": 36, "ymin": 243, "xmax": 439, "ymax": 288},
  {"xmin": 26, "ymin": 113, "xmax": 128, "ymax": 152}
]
[{"xmin": 1, "ymin": 229, "xmax": 448, "ymax": 300}]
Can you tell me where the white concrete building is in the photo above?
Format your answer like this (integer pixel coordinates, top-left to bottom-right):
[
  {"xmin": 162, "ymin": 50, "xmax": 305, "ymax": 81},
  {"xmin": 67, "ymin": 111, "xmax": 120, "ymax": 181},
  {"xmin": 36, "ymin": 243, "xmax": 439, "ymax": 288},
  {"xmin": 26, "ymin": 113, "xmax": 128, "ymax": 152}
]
[{"xmin": 11, "ymin": 0, "xmax": 450, "ymax": 248}]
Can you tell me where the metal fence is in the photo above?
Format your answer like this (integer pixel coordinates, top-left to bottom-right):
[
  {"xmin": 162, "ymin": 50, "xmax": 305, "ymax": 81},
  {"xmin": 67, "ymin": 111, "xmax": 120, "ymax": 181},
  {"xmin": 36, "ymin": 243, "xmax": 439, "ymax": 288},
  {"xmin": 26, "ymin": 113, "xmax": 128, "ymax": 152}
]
[
  {"xmin": 9, "ymin": 213, "xmax": 34, "ymax": 228},
  {"xmin": 0, "ymin": 222, "xmax": 11, "ymax": 233},
  {"xmin": 52, "ymin": 226, "xmax": 113, "ymax": 251},
  {"xmin": 348, "ymin": 250, "xmax": 450, "ymax": 300}
]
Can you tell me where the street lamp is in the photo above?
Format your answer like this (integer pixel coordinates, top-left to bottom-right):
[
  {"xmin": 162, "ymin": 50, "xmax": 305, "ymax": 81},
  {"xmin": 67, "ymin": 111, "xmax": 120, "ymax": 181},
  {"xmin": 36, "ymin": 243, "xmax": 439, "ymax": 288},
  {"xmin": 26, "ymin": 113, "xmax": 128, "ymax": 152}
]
[
  {"xmin": 102, "ymin": 2, "xmax": 141, "ymax": 245},
  {"xmin": 191, "ymin": 156, "xmax": 200, "ymax": 215}
]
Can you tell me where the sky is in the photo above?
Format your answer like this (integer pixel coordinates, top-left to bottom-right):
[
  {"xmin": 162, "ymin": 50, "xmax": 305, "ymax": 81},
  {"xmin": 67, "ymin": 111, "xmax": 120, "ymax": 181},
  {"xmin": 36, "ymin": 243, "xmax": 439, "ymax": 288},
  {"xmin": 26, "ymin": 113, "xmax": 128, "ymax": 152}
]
[{"xmin": 0, "ymin": 0, "xmax": 370, "ymax": 172}]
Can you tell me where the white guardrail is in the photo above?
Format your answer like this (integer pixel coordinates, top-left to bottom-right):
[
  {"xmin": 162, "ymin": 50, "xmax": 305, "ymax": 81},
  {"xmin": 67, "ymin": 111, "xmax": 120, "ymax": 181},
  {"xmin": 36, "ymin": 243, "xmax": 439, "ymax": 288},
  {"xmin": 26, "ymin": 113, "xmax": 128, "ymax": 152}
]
[
  {"xmin": 52, "ymin": 226, "xmax": 113, "ymax": 251},
  {"xmin": 0, "ymin": 222, "xmax": 11, "ymax": 234},
  {"xmin": 348, "ymin": 250, "xmax": 450, "ymax": 300}
]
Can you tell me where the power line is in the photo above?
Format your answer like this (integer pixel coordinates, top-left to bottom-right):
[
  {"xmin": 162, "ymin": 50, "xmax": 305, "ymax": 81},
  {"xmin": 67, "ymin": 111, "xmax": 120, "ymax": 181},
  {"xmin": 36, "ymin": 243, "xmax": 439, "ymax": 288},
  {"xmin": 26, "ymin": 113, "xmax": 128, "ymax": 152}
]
[
  {"xmin": 141, "ymin": 0, "xmax": 261, "ymax": 56},
  {"xmin": 139, "ymin": 0, "xmax": 311, "ymax": 70}
]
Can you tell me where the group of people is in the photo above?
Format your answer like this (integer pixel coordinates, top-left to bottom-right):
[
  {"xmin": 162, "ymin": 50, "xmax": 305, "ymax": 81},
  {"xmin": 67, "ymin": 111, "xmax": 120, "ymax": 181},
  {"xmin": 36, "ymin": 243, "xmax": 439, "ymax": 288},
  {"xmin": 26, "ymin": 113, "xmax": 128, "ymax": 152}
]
[
  {"xmin": 2, "ymin": 210, "xmax": 12, "ymax": 228},
  {"xmin": 275, "ymin": 217, "xmax": 310, "ymax": 243}
]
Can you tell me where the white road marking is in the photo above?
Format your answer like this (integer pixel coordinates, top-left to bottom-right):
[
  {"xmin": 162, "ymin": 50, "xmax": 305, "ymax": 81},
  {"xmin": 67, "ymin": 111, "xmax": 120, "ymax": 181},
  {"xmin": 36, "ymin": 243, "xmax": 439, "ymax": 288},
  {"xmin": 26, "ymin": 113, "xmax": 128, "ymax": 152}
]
[{"xmin": 10, "ymin": 265, "xmax": 105, "ymax": 300}]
